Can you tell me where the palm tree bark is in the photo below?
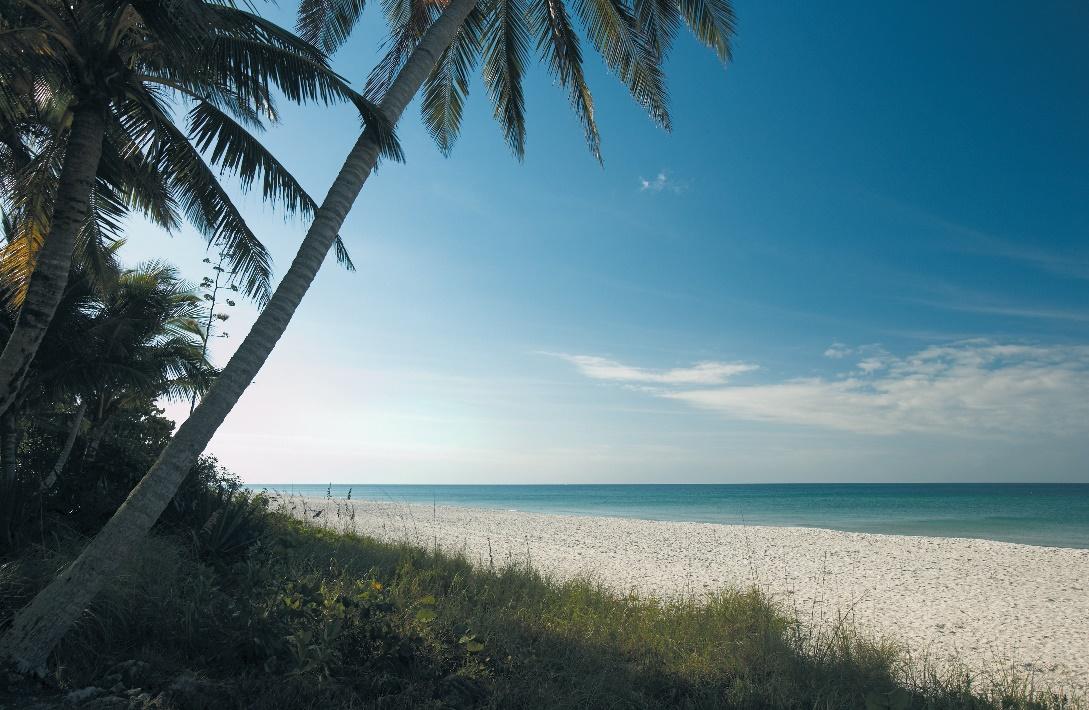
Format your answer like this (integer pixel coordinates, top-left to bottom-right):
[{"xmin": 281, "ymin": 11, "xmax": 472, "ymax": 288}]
[
  {"xmin": 0, "ymin": 106, "xmax": 107, "ymax": 417},
  {"xmin": 0, "ymin": 0, "xmax": 479, "ymax": 673},
  {"xmin": 0, "ymin": 412, "xmax": 17, "ymax": 549},
  {"xmin": 42, "ymin": 400, "xmax": 88, "ymax": 491}
]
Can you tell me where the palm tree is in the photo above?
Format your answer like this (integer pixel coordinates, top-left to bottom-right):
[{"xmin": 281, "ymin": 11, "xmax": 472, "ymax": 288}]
[
  {"xmin": 0, "ymin": 0, "xmax": 735, "ymax": 671},
  {"xmin": 39, "ymin": 261, "xmax": 214, "ymax": 482},
  {"xmin": 0, "ymin": 250, "xmax": 214, "ymax": 545},
  {"xmin": 0, "ymin": 0, "xmax": 385, "ymax": 418}
]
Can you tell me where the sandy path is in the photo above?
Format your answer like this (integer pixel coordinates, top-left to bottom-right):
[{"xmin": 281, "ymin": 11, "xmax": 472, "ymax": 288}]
[{"xmin": 289, "ymin": 496, "xmax": 1089, "ymax": 695}]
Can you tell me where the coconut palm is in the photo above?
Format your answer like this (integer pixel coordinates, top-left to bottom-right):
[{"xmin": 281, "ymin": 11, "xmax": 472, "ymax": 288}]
[
  {"xmin": 0, "ymin": 0, "xmax": 734, "ymax": 671},
  {"xmin": 0, "ymin": 0, "xmax": 394, "ymax": 418},
  {"xmin": 0, "ymin": 250, "xmax": 214, "ymax": 545},
  {"xmin": 37, "ymin": 261, "xmax": 214, "ymax": 482}
]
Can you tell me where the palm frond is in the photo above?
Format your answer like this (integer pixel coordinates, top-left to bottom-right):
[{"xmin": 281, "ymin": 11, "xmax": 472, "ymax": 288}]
[
  {"xmin": 296, "ymin": 0, "xmax": 368, "ymax": 53},
  {"xmin": 364, "ymin": 0, "xmax": 440, "ymax": 102},
  {"xmin": 116, "ymin": 90, "xmax": 273, "ymax": 304},
  {"xmin": 530, "ymin": 0, "xmax": 600, "ymax": 160},
  {"xmin": 482, "ymin": 0, "xmax": 530, "ymax": 157},
  {"xmin": 677, "ymin": 0, "xmax": 735, "ymax": 63},
  {"xmin": 572, "ymin": 0, "xmax": 670, "ymax": 129},
  {"xmin": 187, "ymin": 99, "xmax": 358, "ymax": 270},
  {"xmin": 421, "ymin": 4, "xmax": 483, "ymax": 155},
  {"xmin": 635, "ymin": 0, "xmax": 679, "ymax": 60}
]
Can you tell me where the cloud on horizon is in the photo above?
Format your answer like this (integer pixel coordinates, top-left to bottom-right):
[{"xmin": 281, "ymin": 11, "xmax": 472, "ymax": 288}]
[{"xmin": 560, "ymin": 342, "xmax": 1089, "ymax": 437}]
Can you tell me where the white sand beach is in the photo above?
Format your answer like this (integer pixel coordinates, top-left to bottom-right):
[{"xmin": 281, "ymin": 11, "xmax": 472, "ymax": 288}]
[{"xmin": 291, "ymin": 497, "xmax": 1089, "ymax": 695}]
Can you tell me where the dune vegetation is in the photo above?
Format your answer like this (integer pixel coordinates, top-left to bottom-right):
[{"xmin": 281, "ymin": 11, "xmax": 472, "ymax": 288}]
[{"xmin": 2, "ymin": 461, "xmax": 1082, "ymax": 708}]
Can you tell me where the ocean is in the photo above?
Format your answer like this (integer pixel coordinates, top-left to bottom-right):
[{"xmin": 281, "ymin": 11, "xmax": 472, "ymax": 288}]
[{"xmin": 245, "ymin": 483, "xmax": 1089, "ymax": 549}]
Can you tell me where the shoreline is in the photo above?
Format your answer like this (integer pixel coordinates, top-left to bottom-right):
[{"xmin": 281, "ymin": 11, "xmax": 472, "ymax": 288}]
[
  {"xmin": 286, "ymin": 495, "xmax": 1089, "ymax": 696},
  {"xmin": 250, "ymin": 483, "xmax": 1089, "ymax": 550}
]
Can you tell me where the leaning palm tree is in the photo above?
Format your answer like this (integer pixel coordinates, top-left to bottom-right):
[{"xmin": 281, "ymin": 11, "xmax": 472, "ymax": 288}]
[
  {"xmin": 0, "ymin": 0, "xmax": 734, "ymax": 671},
  {"xmin": 0, "ymin": 0, "xmax": 392, "ymax": 417}
]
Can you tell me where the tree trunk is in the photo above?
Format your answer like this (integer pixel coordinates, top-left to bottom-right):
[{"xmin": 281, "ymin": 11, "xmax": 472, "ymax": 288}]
[
  {"xmin": 42, "ymin": 401, "xmax": 88, "ymax": 491},
  {"xmin": 0, "ymin": 106, "xmax": 107, "ymax": 418},
  {"xmin": 0, "ymin": 0, "xmax": 478, "ymax": 674},
  {"xmin": 80, "ymin": 419, "xmax": 109, "ymax": 476},
  {"xmin": 0, "ymin": 412, "xmax": 17, "ymax": 550}
]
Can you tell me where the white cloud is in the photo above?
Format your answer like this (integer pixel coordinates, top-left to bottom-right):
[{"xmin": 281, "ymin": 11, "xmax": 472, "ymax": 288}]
[
  {"xmin": 824, "ymin": 343, "xmax": 852, "ymax": 359},
  {"xmin": 638, "ymin": 170, "xmax": 686, "ymax": 193},
  {"xmin": 554, "ymin": 354, "xmax": 757, "ymax": 385},
  {"xmin": 671, "ymin": 342, "xmax": 1089, "ymax": 436},
  {"xmin": 562, "ymin": 342, "xmax": 1089, "ymax": 437}
]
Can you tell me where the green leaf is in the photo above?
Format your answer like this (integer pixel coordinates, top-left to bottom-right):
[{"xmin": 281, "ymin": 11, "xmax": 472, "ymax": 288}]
[{"xmin": 415, "ymin": 608, "xmax": 437, "ymax": 622}]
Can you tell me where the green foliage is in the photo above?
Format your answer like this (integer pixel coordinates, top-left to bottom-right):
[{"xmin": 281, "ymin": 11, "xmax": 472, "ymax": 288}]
[
  {"xmin": 166, "ymin": 457, "xmax": 271, "ymax": 562},
  {"xmin": 1, "ymin": 512, "xmax": 1079, "ymax": 709},
  {"xmin": 0, "ymin": 0, "xmax": 386, "ymax": 304}
]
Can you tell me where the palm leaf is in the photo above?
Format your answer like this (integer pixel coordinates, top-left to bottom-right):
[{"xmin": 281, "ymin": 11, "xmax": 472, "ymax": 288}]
[
  {"xmin": 115, "ymin": 90, "xmax": 274, "ymax": 304},
  {"xmin": 364, "ymin": 0, "xmax": 440, "ymax": 102},
  {"xmin": 421, "ymin": 4, "xmax": 484, "ymax": 155},
  {"xmin": 187, "ymin": 99, "xmax": 357, "ymax": 269},
  {"xmin": 296, "ymin": 0, "xmax": 368, "ymax": 53},
  {"xmin": 571, "ymin": 0, "xmax": 670, "ymax": 129},
  {"xmin": 530, "ymin": 0, "xmax": 600, "ymax": 160},
  {"xmin": 635, "ymin": 0, "xmax": 679, "ymax": 59},
  {"xmin": 677, "ymin": 0, "xmax": 735, "ymax": 63},
  {"xmin": 482, "ymin": 0, "xmax": 530, "ymax": 157}
]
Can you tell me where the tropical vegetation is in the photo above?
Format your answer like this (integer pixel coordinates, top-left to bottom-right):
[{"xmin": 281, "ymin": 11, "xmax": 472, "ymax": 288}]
[
  {"xmin": 0, "ymin": 0, "xmax": 368, "ymax": 418},
  {"xmin": 1, "ymin": 500, "xmax": 1080, "ymax": 708}
]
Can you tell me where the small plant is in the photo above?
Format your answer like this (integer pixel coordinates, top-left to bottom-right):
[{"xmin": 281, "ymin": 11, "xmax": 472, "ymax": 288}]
[
  {"xmin": 458, "ymin": 632, "xmax": 485, "ymax": 654},
  {"xmin": 167, "ymin": 456, "xmax": 269, "ymax": 561}
]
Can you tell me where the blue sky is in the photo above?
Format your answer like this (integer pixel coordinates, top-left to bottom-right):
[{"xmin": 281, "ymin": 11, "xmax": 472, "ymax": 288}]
[{"xmin": 128, "ymin": 0, "xmax": 1089, "ymax": 483}]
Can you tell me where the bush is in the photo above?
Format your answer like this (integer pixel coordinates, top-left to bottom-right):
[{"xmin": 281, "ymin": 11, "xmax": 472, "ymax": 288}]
[
  {"xmin": 164, "ymin": 456, "xmax": 271, "ymax": 562},
  {"xmin": 4, "ymin": 512, "xmax": 1078, "ymax": 709}
]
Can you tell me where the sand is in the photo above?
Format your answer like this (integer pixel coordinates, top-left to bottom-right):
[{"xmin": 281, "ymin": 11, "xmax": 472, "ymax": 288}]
[{"xmin": 289, "ymin": 496, "xmax": 1089, "ymax": 695}]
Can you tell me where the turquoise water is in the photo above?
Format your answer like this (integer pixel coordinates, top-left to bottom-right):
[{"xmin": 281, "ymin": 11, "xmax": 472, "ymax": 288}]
[{"xmin": 246, "ymin": 483, "xmax": 1089, "ymax": 549}]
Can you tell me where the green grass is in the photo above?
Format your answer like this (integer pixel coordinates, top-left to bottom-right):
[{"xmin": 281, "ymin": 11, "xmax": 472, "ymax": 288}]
[{"xmin": 1, "ymin": 512, "xmax": 1082, "ymax": 709}]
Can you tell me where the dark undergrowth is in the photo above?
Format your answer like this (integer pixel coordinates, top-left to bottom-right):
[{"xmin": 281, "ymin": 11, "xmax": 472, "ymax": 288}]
[{"xmin": 0, "ymin": 503, "xmax": 1082, "ymax": 709}]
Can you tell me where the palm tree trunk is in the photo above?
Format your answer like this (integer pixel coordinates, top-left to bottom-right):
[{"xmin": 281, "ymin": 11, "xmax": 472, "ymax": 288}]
[
  {"xmin": 81, "ymin": 420, "xmax": 108, "ymax": 475},
  {"xmin": 0, "ymin": 0, "xmax": 478, "ymax": 673},
  {"xmin": 0, "ymin": 412, "xmax": 18, "ymax": 549},
  {"xmin": 0, "ymin": 106, "xmax": 107, "ymax": 418},
  {"xmin": 42, "ymin": 401, "xmax": 88, "ymax": 491}
]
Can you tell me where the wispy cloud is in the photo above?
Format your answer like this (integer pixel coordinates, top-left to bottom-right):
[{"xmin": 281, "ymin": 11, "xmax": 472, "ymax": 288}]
[
  {"xmin": 911, "ymin": 298, "xmax": 1089, "ymax": 324},
  {"xmin": 639, "ymin": 170, "xmax": 686, "ymax": 194},
  {"xmin": 561, "ymin": 342, "xmax": 1089, "ymax": 437},
  {"xmin": 552, "ymin": 353, "xmax": 757, "ymax": 385},
  {"xmin": 823, "ymin": 343, "xmax": 852, "ymax": 359},
  {"xmin": 871, "ymin": 193, "xmax": 1089, "ymax": 281}
]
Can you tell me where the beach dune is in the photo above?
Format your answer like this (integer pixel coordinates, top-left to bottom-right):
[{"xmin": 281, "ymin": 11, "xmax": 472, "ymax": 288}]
[{"xmin": 292, "ymin": 497, "xmax": 1089, "ymax": 695}]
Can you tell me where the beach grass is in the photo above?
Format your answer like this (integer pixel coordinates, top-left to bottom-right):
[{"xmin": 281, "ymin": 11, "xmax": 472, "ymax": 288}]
[{"xmin": 1, "ymin": 508, "xmax": 1081, "ymax": 709}]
